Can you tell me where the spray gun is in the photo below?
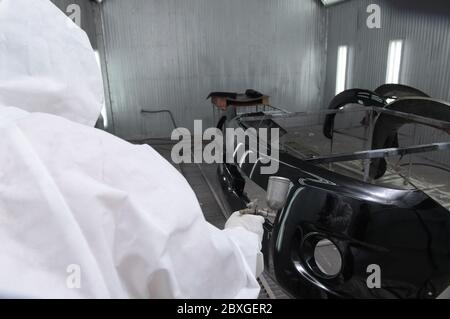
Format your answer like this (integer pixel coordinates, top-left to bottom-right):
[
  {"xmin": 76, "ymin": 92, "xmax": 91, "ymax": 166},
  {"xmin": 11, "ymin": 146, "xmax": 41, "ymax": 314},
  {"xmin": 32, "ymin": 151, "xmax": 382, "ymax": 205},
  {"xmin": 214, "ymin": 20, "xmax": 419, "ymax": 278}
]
[{"xmin": 238, "ymin": 176, "xmax": 292, "ymax": 219}]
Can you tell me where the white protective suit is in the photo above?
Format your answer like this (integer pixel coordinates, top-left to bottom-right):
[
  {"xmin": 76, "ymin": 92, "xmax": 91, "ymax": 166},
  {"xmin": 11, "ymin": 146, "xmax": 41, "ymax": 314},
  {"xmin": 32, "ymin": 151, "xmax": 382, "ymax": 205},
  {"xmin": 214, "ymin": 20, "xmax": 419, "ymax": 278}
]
[{"xmin": 0, "ymin": 0, "xmax": 263, "ymax": 298}]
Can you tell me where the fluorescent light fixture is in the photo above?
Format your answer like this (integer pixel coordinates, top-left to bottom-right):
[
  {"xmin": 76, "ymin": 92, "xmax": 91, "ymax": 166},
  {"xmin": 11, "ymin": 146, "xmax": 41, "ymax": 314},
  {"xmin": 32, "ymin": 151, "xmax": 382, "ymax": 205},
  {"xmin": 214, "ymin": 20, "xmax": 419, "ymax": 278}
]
[
  {"xmin": 386, "ymin": 40, "xmax": 403, "ymax": 84},
  {"xmin": 321, "ymin": 0, "xmax": 348, "ymax": 7},
  {"xmin": 335, "ymin": 45, "xmax": 348, "ymax": 95},
  {"xmin": 94, "ymin": 50, "xmax": 108, "ymax": 128}
]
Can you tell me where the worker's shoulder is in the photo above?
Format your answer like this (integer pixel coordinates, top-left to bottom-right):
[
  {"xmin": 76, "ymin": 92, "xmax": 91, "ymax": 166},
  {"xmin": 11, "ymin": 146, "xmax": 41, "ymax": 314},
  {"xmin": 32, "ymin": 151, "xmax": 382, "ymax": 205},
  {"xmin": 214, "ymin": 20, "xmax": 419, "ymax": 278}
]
[
  {"xmin": 17, "ymin": 111, "xmax": 179, "ymax": 177},
  {"xmin": 18, "ymin": 111, "xmax": 126, "ymax": 146}
]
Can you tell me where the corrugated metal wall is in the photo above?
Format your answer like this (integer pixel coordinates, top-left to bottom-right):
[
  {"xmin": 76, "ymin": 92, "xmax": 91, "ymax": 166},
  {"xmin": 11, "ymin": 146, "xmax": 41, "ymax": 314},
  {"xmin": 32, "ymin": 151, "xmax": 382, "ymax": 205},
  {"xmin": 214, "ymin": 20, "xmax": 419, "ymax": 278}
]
[
  {"xmin": 49, "ymin": 0, "xmax": 449, "ymax": 164},
  {"xmin": 325, "ymin": 0, "xmax": 450, "ymax": 164},
  {"xmin": 100, "ymin": 0, "xmax": 327, "ymax": 140}
]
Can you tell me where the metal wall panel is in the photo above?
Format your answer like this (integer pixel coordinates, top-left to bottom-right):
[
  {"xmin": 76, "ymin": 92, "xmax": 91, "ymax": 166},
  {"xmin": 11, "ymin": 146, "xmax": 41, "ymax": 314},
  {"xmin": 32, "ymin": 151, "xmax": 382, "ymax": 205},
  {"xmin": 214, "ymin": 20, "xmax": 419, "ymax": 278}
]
[
  {"xmin": 101, "ymin": 0, "xmax": 327, "ymax": 139},
  {"xmin": 325, "ymin": 0, "xmax": 450, "ymax": 164}
]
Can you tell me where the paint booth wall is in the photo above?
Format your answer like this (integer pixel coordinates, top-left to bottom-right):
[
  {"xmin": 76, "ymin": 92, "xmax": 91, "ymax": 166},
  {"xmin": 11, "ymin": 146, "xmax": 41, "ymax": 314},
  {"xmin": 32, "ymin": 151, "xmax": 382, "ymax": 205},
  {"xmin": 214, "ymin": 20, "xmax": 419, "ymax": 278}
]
[
  {"xmin": 325, "ymin": 0, "xmax": 450, "ymax": 164},
  {"xmin": 100, "ymin": 0, "xmax": 327, "ymax": 140}
]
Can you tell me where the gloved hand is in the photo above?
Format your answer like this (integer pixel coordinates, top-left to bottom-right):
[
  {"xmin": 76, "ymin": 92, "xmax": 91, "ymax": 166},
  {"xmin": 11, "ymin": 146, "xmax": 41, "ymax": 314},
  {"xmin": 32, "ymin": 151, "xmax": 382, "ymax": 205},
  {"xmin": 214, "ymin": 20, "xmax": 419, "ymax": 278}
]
[{"xmin": 225, "ymin": 211, "xmax": 265, "ymax": 243}]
